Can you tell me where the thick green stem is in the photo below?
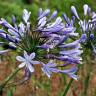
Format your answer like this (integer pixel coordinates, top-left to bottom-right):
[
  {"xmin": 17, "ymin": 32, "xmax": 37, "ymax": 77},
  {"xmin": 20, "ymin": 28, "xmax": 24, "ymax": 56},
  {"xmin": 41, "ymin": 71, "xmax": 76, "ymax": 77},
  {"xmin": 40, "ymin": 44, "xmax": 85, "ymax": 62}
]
[
  {"xmin": 82, "ymin": 61, "xmax": 92, "ymax": 96},
  {"xmin": 83, "ymin": 72, "xmax": 90, "ymax": 96},
  {"xmin": 62, "ymin": 79, "xmax": 73, "ymax": 96},
  {"xmin": 0, "ymin": 68, "xmax": 20, "ymax": 95}
]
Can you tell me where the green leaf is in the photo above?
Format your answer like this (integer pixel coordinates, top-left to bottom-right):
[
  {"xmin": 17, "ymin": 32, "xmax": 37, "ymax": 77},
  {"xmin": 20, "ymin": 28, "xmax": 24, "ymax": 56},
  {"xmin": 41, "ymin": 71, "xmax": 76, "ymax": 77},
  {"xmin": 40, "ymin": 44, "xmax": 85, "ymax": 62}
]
[{"xmin": 7, "ymin": 88, "xmax": 14, "ymax": 96}]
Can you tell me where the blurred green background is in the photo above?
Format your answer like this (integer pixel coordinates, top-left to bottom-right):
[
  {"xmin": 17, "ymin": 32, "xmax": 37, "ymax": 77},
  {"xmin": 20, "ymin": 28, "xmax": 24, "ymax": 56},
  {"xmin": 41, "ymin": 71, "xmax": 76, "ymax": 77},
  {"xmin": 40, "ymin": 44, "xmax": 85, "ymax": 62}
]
[{"xmin": 0, "ymin": 0, "xmax": 95, "ymax": 22}]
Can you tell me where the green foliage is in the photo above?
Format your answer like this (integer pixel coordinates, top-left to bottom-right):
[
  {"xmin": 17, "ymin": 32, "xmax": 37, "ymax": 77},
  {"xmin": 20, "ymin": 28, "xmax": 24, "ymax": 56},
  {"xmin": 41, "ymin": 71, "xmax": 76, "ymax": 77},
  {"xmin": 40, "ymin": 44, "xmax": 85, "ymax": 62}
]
[
  {"xmin": 7, "ymin": 87, "xmax": 15, "ymax": 96},
  {"xmin": 0, "ymin": 0, "xmax": 95, "ymax": 23},
  {"xmin": 0, "ymin": 0, "xmax": 38, "ymax": 23}
]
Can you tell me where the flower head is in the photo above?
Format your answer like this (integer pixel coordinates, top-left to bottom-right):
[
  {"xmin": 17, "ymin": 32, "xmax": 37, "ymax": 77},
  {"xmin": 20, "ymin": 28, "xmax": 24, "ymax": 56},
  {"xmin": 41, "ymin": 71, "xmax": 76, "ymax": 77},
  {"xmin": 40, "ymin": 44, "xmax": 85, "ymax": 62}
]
[
  {"xmin": 0, "ymin": 8, "xmax": 83, "ymax": 80},
  {"xmin": 71, "ymin": 4, "xmax": 96, "ymax": 54}
]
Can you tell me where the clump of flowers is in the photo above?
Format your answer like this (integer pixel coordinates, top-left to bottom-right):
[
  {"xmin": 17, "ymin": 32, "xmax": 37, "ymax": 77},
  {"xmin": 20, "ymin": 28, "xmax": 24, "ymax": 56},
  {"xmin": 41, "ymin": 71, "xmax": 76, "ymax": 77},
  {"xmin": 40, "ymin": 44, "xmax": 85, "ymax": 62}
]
[
  {"xmin": 0, "ymin": 8, "xmax": 83, "ymax": 82},
  {"xmin": 71, "ymin": 4, "xmax": 96, "ymax": 53}
]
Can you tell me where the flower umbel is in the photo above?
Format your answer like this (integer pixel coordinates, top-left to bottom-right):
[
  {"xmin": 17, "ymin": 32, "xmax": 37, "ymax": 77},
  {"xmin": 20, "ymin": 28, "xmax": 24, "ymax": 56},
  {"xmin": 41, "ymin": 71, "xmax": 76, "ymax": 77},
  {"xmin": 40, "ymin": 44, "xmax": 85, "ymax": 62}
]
[
  {"xmin": 71, "ymin": 4, "xmax": 96, "ymax": 54},
  {"xmin": 0, "ymin": 8, "xmax": 83, "ymax": 80}
]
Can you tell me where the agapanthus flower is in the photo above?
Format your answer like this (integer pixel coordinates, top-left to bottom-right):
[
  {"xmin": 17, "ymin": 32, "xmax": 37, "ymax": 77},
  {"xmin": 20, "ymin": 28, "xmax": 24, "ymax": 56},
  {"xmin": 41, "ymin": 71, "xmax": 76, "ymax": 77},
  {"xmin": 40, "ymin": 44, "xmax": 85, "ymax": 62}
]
[
  {"xmin": 71, "ymin": 4, "xmax": 96, "ymax": 53},
  {"xmin": 0, "ymin": 8, "xmax": 83, "ymax": 80},
  {"xmin": 71, "ymin": 4, "xmax": 93, "ymax": 33},
  {"xmin": 16, "ymin": 51, "xmax": 39, "ymax": 72},
  {"xmin": 41, "ymin": 60, "xmax": 78, "ymax": 80}
]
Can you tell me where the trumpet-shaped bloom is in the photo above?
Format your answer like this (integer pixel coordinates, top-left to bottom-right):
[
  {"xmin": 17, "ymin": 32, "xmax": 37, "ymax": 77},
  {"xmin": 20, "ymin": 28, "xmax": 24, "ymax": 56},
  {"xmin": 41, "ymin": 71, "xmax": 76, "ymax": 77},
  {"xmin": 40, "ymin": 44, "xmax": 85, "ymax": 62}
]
[
  {"xmin": 16, "ymin": 51, "xmax": 39, "ymax": 72},
  {"xmin": 83, "ymin": 4, "xmax": 89, "ymax": 16},
  {"xmin": 71, "ymin": 6, "xmax": 80, "ymax": 20},
  {"xmin": 23, "ymin": 9, "xmax": 31, "ymax": 23},
  {"xmin": 42, "ymin": 60, "xmax": 78, "ymax": 80}
]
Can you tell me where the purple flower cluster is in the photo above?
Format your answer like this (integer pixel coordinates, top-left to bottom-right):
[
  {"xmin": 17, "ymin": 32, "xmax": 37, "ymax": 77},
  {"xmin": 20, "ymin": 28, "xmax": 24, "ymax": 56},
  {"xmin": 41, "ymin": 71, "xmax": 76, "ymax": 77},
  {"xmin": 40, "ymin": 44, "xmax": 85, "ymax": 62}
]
[
  {"xmin": 0, "ymin": 8, "xmax": 83, "ymax": 80},
  {"xmin": 71, "ymin": 4, "xmax": 96, "ymax": 52},
  {"xmin": 74, "ymin": 4, "xmax": 94, "ymax": 33}
]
